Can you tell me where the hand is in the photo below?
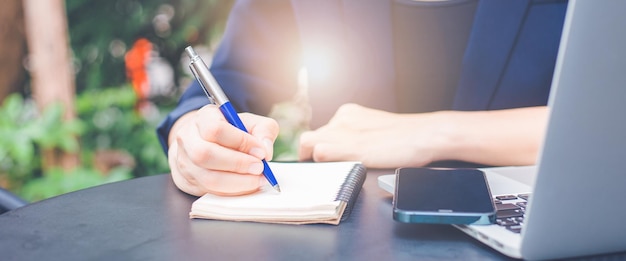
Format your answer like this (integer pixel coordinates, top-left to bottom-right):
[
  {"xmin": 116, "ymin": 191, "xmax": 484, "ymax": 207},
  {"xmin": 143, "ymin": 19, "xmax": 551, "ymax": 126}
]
[
  {"xmin": 298, "ymin": 104, "xmax": 548, "ymax": 168},
  {"xmin": 168, "ymin": 104, "xmax": 279, "ymax": 196},
  {"xmin": 298, "ymin": 103, "xmax": 444, "ymax": 168}
]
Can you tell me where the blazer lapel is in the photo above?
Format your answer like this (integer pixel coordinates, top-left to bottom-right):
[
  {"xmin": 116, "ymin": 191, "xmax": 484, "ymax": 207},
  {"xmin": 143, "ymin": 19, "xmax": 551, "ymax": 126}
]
[{"xmin": 453, "ymin": 0, "xmax": 531, "ymax": 110}]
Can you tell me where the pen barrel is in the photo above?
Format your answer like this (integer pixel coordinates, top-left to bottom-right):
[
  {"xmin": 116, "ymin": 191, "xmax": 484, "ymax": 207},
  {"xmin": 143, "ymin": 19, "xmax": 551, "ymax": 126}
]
[
  {"xmin": 185, "ymin": 47, "xmax": 280, "ymax": 190},
  {"xmin": 219, "ymin": 102, "xmax": 248, "ymax": 132},
  {"xmin": 220, "ymin": 102, "xmax": 279, "ymax": 187},
  {"xmin": 186, "ymin": 48, "xmax": 229, "ymax": 105},
  {"xmin": 261, "ymin": 160, "xmax": 279, "ymax": 186}
]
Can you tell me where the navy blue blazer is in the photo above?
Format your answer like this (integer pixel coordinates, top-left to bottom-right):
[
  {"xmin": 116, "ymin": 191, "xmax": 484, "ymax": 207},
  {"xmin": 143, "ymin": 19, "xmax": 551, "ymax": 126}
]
[{"xmin": 157, "ymin": 0, "xmax": 567, "ymax": 153}]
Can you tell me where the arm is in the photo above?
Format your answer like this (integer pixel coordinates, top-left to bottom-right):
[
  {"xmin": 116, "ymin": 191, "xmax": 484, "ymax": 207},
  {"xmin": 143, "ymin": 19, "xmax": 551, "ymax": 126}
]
[
  {"xmin": 157, "ymin": 0, "xmax": 301, "ymax": 154},
  {"xmin": 299, "ymin": 104, "xmax": 548, "ymax": 168},
  {"xmin": 210, "ymin": 0, "xmax": 301, "ymax": 114},
  {"xmin": 157, "ymin": 0, "xmax": 301, "ymax": 196},
  {"xmin": 434, "ymin": 106, "xmax": 548, "ymax": 166}
]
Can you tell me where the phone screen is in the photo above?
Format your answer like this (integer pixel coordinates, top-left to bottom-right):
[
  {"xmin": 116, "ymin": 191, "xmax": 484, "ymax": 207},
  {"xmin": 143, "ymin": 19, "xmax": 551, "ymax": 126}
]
[{"xmin": 393, "ymin": 168, "xmax": 496, "ymax": 225}]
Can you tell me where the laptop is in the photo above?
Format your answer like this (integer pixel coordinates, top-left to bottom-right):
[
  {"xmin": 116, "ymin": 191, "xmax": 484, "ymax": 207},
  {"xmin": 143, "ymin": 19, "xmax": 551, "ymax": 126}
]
[{"xmin": 378, "ymin": 0, "xmax": 626, "ymax": 259}]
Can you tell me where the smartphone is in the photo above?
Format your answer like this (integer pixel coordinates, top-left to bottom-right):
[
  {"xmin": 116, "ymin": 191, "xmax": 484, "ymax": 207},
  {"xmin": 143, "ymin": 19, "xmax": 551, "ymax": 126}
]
[{"xmin": 393, "ymin": 168, "xmax": 496, "ymax": 225}]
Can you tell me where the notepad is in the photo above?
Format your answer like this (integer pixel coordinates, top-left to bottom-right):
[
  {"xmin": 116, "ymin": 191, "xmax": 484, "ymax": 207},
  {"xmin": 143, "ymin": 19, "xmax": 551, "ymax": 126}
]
[{"xmin": 189, "ymin": 161, "xmax": 366, "ymax": 225}]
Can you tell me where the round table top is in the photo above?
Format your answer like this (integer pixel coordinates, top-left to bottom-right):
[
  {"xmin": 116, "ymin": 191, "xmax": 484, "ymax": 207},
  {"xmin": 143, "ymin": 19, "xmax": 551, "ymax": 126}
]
[{"xmin": 0, "ymin": 169, "xmax": 573, "ymax": 260}]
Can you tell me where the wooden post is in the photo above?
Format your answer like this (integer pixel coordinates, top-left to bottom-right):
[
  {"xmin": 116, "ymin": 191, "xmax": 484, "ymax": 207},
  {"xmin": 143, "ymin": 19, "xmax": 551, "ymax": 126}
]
[
  {"xmin": 22, "ymin": 0, "xmax": 79, "ymax": 170},
  {"xmin": 0, "ymin": 0, "xmax": 26, "ymax": 101}
]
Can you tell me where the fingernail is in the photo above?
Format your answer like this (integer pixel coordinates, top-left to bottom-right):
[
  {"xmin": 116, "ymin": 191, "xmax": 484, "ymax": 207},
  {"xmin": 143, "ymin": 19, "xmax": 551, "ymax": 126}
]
[
  {"xmin": 249, "ymin": 147, "xmax": 265, "ymax": 159},
  {"xmin": 248, "ymin": 162, "xmax": 264, "ymax": 174}
]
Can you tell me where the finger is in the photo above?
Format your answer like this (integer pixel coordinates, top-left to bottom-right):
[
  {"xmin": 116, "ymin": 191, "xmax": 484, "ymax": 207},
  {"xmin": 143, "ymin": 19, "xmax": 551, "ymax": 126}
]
[
  {"xmin": 178, "ymin": 133, "xmax": 265, "ymax": 175},
  {"xmin": 310, "ymin": 143, "xmax": 361, "ymax": 163},
  {"xmin": 240, "ymin": 113, "xmax": 280, "ymax": 160},
  {"xmin": 174, "ymin": 108, "xmax": 265, "ymax": 174},
  {"xmin": 175, "ymin": 138, "xmax": 264, "ymax": 195},
  {"xmin": 196, "ymin": 106, "xmax": 268, "ymax": 160},
  {"xmin": 168, "ymin": 141, "xmax": 206, "ymax": 196},
  {"xmin": 298, "ymin": 130, "xmax": 317, "ymax": 161},
  {"xmin": 175, "ymin": 117, "xmax": 264, "ymax": 175}
]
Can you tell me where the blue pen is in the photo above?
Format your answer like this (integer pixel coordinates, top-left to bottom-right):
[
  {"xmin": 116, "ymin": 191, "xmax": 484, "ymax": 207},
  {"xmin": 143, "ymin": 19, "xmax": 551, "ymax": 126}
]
[{"xmin": 185, "ymin": 46, "xmax": 281, "ymax": 192}]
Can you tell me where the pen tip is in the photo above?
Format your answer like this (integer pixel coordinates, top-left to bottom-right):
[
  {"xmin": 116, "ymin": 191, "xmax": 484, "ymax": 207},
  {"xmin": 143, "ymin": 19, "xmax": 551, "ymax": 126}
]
[{"xmin": 273, "ymin": 185, "xmax": 281, "ymax": 193}]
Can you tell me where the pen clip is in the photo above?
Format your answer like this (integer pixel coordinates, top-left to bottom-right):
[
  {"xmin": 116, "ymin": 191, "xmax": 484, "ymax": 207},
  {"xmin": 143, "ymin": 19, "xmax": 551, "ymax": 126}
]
[
  {"xmin": 185, "ymin": 46, "xmax": 229, "ymax": 105},
  {"xmin": 188, "ymin": 65, "xmax": 216, "ymax": 105}
]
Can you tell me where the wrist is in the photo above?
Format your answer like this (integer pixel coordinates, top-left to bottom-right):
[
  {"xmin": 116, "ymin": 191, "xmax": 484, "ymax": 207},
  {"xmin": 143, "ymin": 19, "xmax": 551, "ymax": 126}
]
[
  {"xmin": 424, "ymin": 111, "xmax": 460, "ymax": 162},
  {"xmin": 401, "ymin": 111, "xmax": 462, "ymax": 166},
  {"xmin": 426, "ymin": 108, "xmax": 548, "ymax": 166},
  {"xmin": 424, "ymin": 110, "xmax": 473, "ymax": 163}
]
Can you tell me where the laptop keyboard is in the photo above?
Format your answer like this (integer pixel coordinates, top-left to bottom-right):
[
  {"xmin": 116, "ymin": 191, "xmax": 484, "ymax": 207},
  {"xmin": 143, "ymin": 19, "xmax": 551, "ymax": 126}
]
[{"xmin": 493, "ymin": 193, "xmax": 530, "ymax": 233}]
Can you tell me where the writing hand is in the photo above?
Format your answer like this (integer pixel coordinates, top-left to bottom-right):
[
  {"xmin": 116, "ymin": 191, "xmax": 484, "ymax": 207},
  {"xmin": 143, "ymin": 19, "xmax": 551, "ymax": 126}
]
[{"xmin": 168, "ymin": 105, "xmax": 279, "ymax": 196}]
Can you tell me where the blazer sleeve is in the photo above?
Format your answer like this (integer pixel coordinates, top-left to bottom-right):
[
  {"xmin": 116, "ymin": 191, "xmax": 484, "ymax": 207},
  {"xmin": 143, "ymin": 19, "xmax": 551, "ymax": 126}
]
[
  {"xmin": 156, "ymin": 0, "xmax": 302, "ymax": 154},
  {"xmin": 453, "ymin": 0, "xmax": 568, "ymax": 111}
]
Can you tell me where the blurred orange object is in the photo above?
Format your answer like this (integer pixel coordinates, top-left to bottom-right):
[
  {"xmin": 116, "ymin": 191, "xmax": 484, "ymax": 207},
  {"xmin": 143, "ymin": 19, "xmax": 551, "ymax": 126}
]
[{"xmin": 125, "ymin": 38, "xmax": 152, "ymax": 102}]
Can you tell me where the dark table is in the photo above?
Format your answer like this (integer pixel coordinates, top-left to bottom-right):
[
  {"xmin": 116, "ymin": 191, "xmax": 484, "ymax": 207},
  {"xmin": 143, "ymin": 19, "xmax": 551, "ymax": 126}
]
[{"xmin": 0, "ymin": 169, "xmax": 613, "ymax": 260}]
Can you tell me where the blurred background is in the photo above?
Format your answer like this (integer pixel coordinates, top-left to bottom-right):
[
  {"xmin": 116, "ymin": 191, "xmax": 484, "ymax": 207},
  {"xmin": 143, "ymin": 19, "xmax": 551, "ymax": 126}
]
[{"xmin": 0, "ymin": 0, "xmax": 301, "ymax": 202}]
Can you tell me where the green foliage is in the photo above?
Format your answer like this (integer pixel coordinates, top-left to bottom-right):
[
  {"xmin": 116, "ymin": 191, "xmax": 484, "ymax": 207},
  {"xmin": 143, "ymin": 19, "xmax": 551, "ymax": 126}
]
[
  {"xmin": 0, "ymin": 87, "xmax": 171, "ymax": 202},
  {"xmin": 33, "ymin": 102, "xmax": 84, "ymax": 152},
  {"xmin": 66, "ymin": 0, "xmax": 235, "ymax": 92},
  {"xmin": 0, "ymin": 94, "xmax": 85, "ymax": 190},
  {"xmin": 76, "ymin": 86, "xmax": 171, "ymax": 177},
  {"xmin": 2, "ymin": 0, "xmax": 238, "ymax": 202}
]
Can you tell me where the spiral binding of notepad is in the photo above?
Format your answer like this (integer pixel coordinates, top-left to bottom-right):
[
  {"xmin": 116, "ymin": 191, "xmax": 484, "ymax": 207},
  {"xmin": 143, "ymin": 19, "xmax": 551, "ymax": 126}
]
[{"xmin": 335, "ymin": 164, "xmax": 367, "ymax": 221}]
